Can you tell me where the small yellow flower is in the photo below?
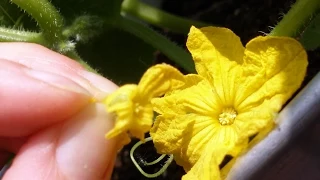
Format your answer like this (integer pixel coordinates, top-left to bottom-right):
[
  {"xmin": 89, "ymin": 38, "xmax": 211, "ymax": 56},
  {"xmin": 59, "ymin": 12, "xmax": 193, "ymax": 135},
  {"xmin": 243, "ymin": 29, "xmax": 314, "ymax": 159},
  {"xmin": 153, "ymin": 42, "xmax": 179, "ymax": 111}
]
[
  {"xmin": 150, "ymin": 26, "xmax": 308, "ymax": 179},
  {"xmin": 104, "ymin": 64, "xmax": 184, "ymax": 148}
]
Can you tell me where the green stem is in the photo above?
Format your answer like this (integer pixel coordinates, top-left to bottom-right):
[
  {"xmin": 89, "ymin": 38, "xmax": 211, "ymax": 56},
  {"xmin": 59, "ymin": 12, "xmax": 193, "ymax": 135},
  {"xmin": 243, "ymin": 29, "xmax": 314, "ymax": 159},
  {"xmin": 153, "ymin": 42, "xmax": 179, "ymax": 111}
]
[
  {"xmin": 269, "ymin": 0, "xmax": 320, "ymax": 37},
  {"xmin": 3, "ymin": 1, "xmax": 97, "ymax": 74},
  {"xmin": 0, "ymin": 27, "xmax": 45, "ymax": 44},
  {"xmin": 121, "ymin": 0, "xmax": 208, "ymax": 34},
  {"xmin": 0, "ymin": 27, "xmax": 97, "ymax": 73},
  {"xmin": 11, "ymin": 0, "xmax": 65, "ymax": 42},
  {"xmin": 118, "ymin": 16, "xmax": 195, "ymax": 72}
]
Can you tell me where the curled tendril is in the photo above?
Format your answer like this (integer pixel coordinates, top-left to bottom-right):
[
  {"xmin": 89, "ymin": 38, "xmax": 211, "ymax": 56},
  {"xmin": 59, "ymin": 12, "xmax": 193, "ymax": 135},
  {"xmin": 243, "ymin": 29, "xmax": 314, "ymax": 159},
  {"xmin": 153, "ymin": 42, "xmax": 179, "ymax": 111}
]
[{"xmin": 130, "ymin": 137, "xmax": 174, "ymax": 178}]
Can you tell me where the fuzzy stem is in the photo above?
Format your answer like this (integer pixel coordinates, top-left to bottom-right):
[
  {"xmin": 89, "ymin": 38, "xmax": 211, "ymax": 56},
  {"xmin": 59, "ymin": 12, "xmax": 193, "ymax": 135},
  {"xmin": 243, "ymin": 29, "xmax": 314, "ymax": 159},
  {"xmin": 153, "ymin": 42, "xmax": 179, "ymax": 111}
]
[
  {"xmin": 121, "ymin": 0, "xmax": 208, "ymax": 34},
  {"xmin": 118, "ymin": 16, "xmax": 195, "ymax": 72},
  {"xmin": 0, "ymin": 27, "xmax": 45, "ymax": 44},
  {"xmin": 11, "ymin": 0, "xmax": 65, "ymax": 42},
  {"xmin": 269, "ymin": 0, "xmax": 320, "ymax": 37}
]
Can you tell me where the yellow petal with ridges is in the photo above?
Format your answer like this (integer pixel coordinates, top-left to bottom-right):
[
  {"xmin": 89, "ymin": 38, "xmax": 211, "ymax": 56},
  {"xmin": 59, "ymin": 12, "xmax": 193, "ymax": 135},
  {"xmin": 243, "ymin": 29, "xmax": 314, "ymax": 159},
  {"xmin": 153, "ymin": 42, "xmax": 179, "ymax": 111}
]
[
  {"xmin": 182, "ymin": 140, "xmax": 223, "ymax": 180},
  {"xmin": 151, "ymin": 74, "xmax": 204, "ymax": 116},
  {"xmin": 137, "ymin": 64, "xmax": 185, "ymax": 99},
  {"xmin": 187, "ymin": 26, "xmax": 244, "ymax": 67},
  {"xmin": 152, "ymin": 78, "xmax": 221, "ymax": 117},
  {"xmin": 234, "ymin": 99, "xmax": 275, "ymax": 144},
  {"xmin": 186, "ymin": 26, "xmax": 243, "ymax": 106},
  {"xmin": 235, "ymin": 36, "xmax": 308, "ymax": 111},
  {"xmin": 150, "ymin": 115, "xmax": 192, "ymax": 155},
  {"xmin": 150, "ymin": 113, "xmax": 219, "ymax": 168}
]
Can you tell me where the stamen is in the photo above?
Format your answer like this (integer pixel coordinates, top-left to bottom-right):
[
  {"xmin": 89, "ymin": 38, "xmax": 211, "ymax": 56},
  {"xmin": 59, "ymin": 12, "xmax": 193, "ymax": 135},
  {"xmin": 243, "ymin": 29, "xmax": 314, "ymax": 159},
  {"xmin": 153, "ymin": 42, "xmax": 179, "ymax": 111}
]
[{"xmin": 218, "ymin": 107, "xmax": 237, "ymax": 125}]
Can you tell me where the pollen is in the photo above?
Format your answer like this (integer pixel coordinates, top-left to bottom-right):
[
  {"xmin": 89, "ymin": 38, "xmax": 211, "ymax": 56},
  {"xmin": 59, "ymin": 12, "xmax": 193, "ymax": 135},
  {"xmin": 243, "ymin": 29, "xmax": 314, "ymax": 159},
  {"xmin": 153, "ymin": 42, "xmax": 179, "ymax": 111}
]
[{"xmin": 218, "ymin": 107, "xmax": 237, "ymax": 125}]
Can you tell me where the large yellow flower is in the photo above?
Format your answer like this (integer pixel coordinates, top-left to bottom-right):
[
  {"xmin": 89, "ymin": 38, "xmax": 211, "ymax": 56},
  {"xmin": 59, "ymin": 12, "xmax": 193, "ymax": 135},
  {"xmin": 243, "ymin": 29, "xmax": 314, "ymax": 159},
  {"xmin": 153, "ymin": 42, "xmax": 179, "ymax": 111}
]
[
  {"xmin": 104, "ymin": 64, "xmax": 184, "ymax": 149},
  {"xmin": 150, "ymin": 26, "xmax": 308, "ymax": 179}
]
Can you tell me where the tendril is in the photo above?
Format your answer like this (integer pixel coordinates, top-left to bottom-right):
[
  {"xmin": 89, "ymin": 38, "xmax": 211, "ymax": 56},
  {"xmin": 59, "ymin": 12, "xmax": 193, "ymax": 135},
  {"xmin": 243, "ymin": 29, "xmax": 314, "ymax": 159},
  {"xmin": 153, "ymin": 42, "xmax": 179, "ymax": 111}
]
[{"xmin": 130, "ymin": 137, "xmax": 174, "ymax": 178}]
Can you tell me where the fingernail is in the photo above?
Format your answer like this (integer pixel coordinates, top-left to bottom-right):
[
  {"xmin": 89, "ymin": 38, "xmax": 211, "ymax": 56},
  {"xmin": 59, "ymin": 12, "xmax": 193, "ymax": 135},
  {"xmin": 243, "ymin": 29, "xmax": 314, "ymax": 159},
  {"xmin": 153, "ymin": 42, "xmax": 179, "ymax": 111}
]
[
  {"xmin": 79, "ymin": 71, "xmax": 118, "ymax": 94},
  {"xmin": 25, "ymin": 69, "xmax": 90, "ymax": 95}
]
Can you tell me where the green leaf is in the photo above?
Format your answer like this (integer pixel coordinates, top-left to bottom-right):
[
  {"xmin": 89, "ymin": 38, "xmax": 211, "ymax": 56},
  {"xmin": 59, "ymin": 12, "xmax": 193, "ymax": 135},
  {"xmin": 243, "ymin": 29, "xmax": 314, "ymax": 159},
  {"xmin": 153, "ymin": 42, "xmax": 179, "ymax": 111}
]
[
  {"xmin": 76, "ymin": 28, "xmax": 155, "ymax": 85},
  {"xmin": 300, "ymin": 13, "xmax": 320, "ymax": 50}
]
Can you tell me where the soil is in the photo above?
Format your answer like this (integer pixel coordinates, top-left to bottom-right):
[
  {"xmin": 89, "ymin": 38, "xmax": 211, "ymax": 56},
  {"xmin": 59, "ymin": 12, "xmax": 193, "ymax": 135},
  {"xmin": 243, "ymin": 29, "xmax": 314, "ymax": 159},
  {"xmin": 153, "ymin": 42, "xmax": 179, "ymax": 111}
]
[{"xmin": 112, "ymin": 0, "xmax": 320, "ymax": 179}]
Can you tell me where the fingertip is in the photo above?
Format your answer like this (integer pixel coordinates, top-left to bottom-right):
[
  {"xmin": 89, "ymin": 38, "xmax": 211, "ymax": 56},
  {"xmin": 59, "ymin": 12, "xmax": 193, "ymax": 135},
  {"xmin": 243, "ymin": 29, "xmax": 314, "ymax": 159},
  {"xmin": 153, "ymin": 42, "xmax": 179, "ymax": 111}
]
[{"xmin": 80, "ymin": 70, "xmax": 118, "ymax": 93}]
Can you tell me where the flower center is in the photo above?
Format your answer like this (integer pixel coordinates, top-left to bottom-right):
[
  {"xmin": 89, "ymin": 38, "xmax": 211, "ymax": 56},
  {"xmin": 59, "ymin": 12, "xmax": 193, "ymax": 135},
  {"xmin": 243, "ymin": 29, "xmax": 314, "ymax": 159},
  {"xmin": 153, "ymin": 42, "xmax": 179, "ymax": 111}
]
[{"xmin": 218, "ymin": 107, "xmax": 237, "ymax": 125}]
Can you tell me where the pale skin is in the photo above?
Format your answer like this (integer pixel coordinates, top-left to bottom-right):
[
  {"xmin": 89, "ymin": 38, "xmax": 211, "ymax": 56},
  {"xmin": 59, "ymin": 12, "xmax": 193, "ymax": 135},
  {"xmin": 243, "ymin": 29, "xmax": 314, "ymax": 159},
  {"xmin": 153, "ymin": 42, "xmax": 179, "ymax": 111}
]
[{"xmin": 0, "ymin": 43, "xmax": 118, "ymax": 180}]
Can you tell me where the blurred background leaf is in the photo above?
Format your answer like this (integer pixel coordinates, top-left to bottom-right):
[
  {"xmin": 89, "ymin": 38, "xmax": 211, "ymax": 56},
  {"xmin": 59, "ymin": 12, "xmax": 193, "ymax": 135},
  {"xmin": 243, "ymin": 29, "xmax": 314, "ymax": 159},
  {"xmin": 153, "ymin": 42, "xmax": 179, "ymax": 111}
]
[
  {"xmin": 51, "ymin": 0, "xmax": 123, "ymax": 23},
  {"xmin": 300, "ymin": 12, "xmax": 320, "ymax": 50},
  {"xmin": 0, "ymin": 1, "xmax": 36, "ymax": 29},
  {"xmin": 77, "ymin": 27, "xmax": 155, "ymax": 85}
]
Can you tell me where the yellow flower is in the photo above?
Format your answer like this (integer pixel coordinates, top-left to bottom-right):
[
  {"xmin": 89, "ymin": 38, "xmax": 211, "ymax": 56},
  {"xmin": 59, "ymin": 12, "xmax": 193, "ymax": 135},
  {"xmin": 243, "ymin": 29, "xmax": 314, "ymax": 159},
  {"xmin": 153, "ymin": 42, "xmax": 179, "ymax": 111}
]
[
  {"xmin": 104, "ymin": 64, "xmax": 184, "ymax": 148},
  {"xmin": 150, "ymin": 26, "xmax": 308, "ymax": 179}
]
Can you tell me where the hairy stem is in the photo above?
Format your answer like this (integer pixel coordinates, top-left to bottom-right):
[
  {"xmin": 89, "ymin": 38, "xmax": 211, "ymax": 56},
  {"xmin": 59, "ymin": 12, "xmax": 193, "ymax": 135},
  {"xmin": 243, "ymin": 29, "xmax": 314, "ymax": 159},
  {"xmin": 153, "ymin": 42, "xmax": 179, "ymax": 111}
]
[
  {"xmin": 11, "ymin": 0, "xmax": 65, "ymax": 43},
  {"xmin": 270, "ymin": 0, "xmax": 320, "ymax": 37},
  {"xmin": 0, "ymin": 27, "xmax": 45, "ymax": 44}
]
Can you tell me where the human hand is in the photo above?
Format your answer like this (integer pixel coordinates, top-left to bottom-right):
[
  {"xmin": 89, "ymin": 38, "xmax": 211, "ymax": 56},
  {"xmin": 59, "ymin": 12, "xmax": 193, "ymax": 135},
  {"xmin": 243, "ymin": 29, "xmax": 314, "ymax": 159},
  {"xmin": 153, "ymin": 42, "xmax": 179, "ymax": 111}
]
[{"xmin": 0, "ymin": 43, "xmax": 118, "ymax": 180}]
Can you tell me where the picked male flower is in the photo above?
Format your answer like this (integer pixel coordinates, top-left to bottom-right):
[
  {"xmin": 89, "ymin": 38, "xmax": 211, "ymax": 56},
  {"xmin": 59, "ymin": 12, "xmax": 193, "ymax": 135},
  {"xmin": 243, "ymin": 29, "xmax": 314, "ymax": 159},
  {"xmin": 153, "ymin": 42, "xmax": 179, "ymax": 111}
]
[{"xmin": 103, "ymin": 64, "xmax": 185, "ymax": 149}]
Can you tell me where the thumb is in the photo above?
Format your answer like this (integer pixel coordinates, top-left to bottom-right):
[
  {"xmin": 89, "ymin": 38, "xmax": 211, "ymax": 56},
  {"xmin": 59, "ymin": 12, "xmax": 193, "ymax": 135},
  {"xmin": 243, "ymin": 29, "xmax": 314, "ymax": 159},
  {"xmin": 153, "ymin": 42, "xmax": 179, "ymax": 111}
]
[{"xmin": 3, "ymin": 103, "xmax": 118, "ymax": 180}]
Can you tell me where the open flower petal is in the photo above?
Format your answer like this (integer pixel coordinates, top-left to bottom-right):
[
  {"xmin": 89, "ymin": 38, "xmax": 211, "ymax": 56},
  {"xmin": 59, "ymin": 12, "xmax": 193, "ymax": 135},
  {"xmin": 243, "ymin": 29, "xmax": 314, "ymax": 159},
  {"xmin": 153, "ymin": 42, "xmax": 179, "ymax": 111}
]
[
  {"xmin": 233, "ymin": 99, "xmax": 275, "ymax": 143},
  {"xmin": 150, "ymin": 115, "xmax": 192, "ymax": 155},
  {"xmin": 187, "ymin": 26, "xmax": 244, "ymax": 69},
  {"xmin": 182, "ymin": 141, "xmax": 223, "ymax": 180},
  {"xmin": 150, "ymin": 114, "xmax": 220, "ymax": 169},
  {"xmin": 152, "ymin": 77, "xmax": 221, "ymax": 116},
  {"xmin": 235, "ymin": 36, "xmax": 308, "ymax": 111},
  {"xmin": 186, "ymin": 26, "xmax": 243, "ymax": 105}
]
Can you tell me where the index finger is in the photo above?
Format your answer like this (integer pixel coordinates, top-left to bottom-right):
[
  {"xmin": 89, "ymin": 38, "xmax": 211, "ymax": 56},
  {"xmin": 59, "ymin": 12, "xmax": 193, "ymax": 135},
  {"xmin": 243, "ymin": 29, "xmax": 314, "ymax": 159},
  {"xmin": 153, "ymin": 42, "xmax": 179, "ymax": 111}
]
[{"xmin": 0, "ymin": 43, "xmax": 117, "ymax": 137}]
